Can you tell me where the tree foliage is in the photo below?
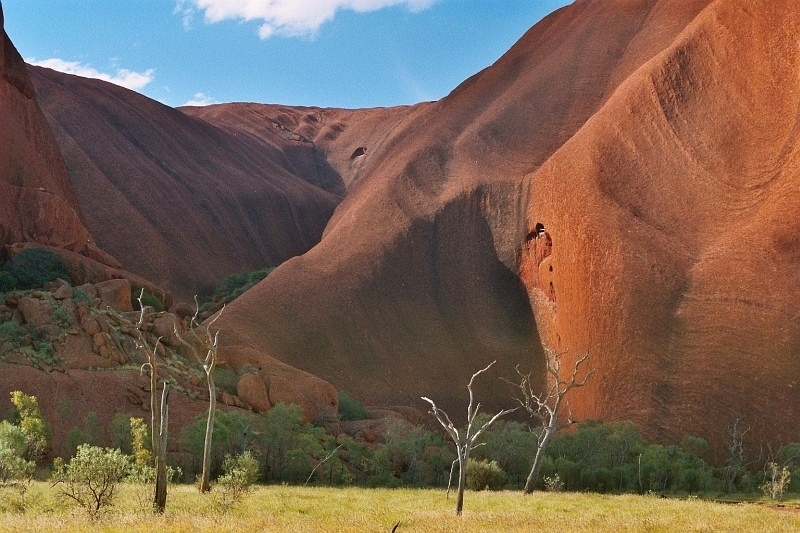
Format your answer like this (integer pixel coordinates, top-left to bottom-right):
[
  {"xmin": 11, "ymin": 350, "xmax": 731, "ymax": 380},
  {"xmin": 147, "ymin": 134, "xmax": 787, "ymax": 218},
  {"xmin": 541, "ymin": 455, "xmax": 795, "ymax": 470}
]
[
  {"xmin": 9, "ymin": 391, "xmax": 50, "ymax": 461},
  {"xmin": 2, "ymin": 248, "xmax": 70, "ymax": 290},
  {"xmin": 0, "ymin": 422, "xmax": 35, "ymax": 484},
  {"xmin": 214, "ymin": 451, "xmax": 260, "ymax": 510},
  {"xmin": 337, "ymin": 391, "xmax": 371, "ymax": 421},
  {"xmin": 52, "ymin": 444, "xmax": 131, "ymax": 517}
]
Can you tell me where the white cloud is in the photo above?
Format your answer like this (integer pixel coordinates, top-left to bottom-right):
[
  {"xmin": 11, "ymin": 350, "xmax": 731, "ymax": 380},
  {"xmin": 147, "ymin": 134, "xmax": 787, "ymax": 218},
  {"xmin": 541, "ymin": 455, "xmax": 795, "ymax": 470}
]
[
  {"xmin": 176, "ymin": 0, "xmax": 437, "ymax": 39},
  {"xmin": 182, "ymin": 92, "xmax": 218, "ymax": 106},
  {"xmin": 28, "ymin": 58, "xmax": 155, "ymax": 91}
]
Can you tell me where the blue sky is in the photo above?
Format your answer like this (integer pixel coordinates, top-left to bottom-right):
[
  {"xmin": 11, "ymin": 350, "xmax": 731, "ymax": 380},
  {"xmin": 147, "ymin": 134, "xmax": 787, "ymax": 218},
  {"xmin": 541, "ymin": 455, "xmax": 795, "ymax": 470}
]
[{"xmin": 3, "ymin": 1, "xmax": 571, "ymax": 109}]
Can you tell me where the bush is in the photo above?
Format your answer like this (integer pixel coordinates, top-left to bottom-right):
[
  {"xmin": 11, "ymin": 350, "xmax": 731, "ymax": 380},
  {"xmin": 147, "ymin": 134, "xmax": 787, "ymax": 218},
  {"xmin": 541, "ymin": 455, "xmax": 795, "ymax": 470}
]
[
  {"xmin": 201, "ymin": 267, "xmax": 274, "ymax": 311},
  {"xmin": 72, "ymin": 287, "xmax": 93, "ymax": 304},
  {"xmin": 0, "ymin": 321, "xmax": 23, "ymax": 344},
  {"xmin": 338, "ymin": 391, "xmax": 371, "ymax": 421},
  {"xmin": 134, "ymin": 290, "xmax": 164, "ymax": 313},
  {"xmin": 9, "ymin": 391, "xmax": 50, "ymax": 461},
  {"xmin": 465, "ymin": 459, "xmax": 506, "ymax": 491},
  {"xmin": 52, "ymin": 444, "xmax": 131, "ymax": 517},
  {"xmin": 2, "ymin": 249, "xmax": 70, "ymax": 290},
  {"xmin": 0, "ymin": 272, "xmax": 16, "ymax": 293},
  {"xmin": 0, "ymin": 422, "xmax": 35, "ymax": 484},
  {"xmin": 214, "ymin": 451, "xmax": 260, "ymax": 510},
  {"xmin": 51, "ymin": 306, "xmax": 73, "ymax": 328},
  {"xmin": 761, "ymin": 462, "xmax": 791, "ymax": 501}
]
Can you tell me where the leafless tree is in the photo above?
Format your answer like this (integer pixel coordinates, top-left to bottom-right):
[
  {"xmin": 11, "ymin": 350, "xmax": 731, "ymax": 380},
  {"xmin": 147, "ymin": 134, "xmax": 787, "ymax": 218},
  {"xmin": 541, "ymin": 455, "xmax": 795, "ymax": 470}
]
[
  {"xmin": 174, "ymin": 297, "xmax": 224, "ymax": 493},
  {"xmin": 725, "ymin": 417, "xmax": 750, "ymax": 493},
  {"xmin": 422, "ymin": 361, "xmax": 517, "ymax": 516},
  {"xmin": 508, "ymin": 347, "xmax": 594, "ymax": 494},
  {"xmin": 129, "ymin": 289, "xmax": 170, "ymax": 513}
]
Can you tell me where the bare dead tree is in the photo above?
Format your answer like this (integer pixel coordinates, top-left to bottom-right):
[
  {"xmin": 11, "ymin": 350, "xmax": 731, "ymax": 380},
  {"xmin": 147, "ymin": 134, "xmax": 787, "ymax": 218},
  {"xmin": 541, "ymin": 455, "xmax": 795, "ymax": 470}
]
[
  {"xmin": 422, "ymin": 361, "xmax": 517, "ymax": 516},
  {"xmin": 174, "ymin": 296, "xmax": 224, "ymax": 493},
  {"xmin": 508, "ymin": 348, "xmax": 594, "ymax": 494},
  {"xmin": 725, "ymin": 417, "xmax": 751, "ymax": 493},
  {"xmin": 129, "ymin": 289, "xmax": 170, "ymax": 513}
]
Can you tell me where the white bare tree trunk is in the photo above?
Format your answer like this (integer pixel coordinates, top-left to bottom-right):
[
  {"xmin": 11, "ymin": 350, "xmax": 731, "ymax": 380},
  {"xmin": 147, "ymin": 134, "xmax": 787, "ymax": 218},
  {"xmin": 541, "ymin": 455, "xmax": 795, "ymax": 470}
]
[{"xmin": 422, "ymin": 361, "xmax": 516, "ymax": 516}]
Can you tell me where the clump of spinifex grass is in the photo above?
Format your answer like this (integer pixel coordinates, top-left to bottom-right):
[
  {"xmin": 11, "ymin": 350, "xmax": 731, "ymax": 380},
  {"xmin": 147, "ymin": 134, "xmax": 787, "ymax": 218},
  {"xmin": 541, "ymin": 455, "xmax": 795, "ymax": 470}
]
[{"xmin": 0, "ymin": 483, "xmax": 798, "ymax": 532}]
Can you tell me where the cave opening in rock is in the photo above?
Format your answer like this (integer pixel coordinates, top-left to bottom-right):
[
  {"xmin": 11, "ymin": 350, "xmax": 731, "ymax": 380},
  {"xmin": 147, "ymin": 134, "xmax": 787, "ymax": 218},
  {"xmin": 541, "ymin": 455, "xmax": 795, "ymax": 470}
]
[{"xmin": 350, "ymin": 146, "xmax": 367, "ymax": 159}]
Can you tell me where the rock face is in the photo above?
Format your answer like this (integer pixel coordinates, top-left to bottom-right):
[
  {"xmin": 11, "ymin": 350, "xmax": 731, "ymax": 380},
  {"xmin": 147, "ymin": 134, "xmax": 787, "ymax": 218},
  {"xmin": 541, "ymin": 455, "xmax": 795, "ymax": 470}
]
[
  {"xmin": 30, "ymin": 67, "xmax": 343, "ymax": 301},
  {"xmin": 0, "ymin": 2, "xmax": 101, "ymax": 260},
  {"xmin": 203, "ymin": 0, "xmax": 800, "ymax": 457},
  {"xmin": 519, "ymin": 0, "xmax": 800, "ymax": 455}
]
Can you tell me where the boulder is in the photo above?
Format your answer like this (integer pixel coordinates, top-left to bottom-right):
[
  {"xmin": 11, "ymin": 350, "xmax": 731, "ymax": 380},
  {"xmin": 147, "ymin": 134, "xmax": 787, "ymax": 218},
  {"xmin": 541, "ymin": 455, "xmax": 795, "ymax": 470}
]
[
  {"xmin": 219, "ymin": 345, "xmax": 337, "ymax": 422},
  {"xmin": 17, "ymin": 296, "xmax": 53, "ymax": 327},
  {"xmin": 152, "ymin": 312, "xmax": 182, "ymax": 348},
  {"xmin": 236, "ymin": 373, "xmax": 270, "ymax": 413},
  {"xmin": 95, "ymin": 279, "xmax": 132, "ymax": 312}
]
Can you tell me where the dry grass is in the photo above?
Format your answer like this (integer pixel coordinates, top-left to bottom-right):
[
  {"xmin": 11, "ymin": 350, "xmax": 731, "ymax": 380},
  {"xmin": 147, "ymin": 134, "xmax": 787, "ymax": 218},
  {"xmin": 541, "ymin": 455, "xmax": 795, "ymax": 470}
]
[{"xmin": 1, "ymin": 483, "xmax": 798, "ymax": 532}]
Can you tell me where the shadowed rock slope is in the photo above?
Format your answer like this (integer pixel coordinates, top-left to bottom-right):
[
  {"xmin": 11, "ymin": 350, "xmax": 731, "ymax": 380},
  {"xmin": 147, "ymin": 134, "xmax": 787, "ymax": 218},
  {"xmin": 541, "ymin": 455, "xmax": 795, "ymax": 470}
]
[
  {"xmin": 206, "ymin": 0, "xmax": 800, "ymax": 455},
  {"xmin": 30, "ymin": 67, "xmax": 342, "ymax": 301}
]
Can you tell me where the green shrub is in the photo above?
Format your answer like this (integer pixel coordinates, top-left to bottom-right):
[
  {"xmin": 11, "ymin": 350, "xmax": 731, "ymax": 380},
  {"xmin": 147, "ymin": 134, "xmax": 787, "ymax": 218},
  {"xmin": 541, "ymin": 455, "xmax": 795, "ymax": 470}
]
[
  {"xmin": 338, "ymin": 391, "xmax": 371, "ymax": 421},
  {"xmin": 52, "ymin": 444, "xmax": 131, "ymax": 517},
  {"xmin": 201, "ymin": 267, "xmax": 275, "ymax": 311},
  {"xmin": 0, "ymin": 272, "xmax": 16, "ymax": 293},
  {"xmin": 465, "ymin": 459, "xmax": 506, "ymax": 491},
  {"xmin": 51, "ymin": 306, "xmax": 73, "ymax": 328},
  {"xmin": 72, "ymin": 287, "xmax": 93, "ymax": 304},
  {"xmin": 0, "ymin": 321, "xmax": 23, "ymax": 344},
  {"xmin": 9, "ymin": 391, "xmax": 49, "ymax": 462},
  {"xmin": 0, "ymin": 422, "xmax": 35, "ymax": 484},
  {"xmin": 2, "ymin": 249, "xmax": 69, "ymax": 290},
  {"xmin": 214, "ymin": 451, "xmax": 260, "ymax": 510},
  {"xmin": 214, "ymin": 367, "xmax": 240, "ymax": 395},
  {"xmin": 134, "ymin": 290, "xmax": 164, "ymax": 313}
]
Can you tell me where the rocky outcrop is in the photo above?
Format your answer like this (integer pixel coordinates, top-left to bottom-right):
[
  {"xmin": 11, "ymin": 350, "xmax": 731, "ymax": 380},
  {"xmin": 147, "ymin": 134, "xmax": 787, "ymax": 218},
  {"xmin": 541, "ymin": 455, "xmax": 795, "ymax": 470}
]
[
  {"xmin": 5, "ymin": 0, "xmax": 799, "ymax": 461},
  {"xmin": 221, "ymin": 344, "xmax": 338, "ymax": 423},
  {"xmin": 0, "ymin": 279, "xmax": 339, "ymax": 455}
]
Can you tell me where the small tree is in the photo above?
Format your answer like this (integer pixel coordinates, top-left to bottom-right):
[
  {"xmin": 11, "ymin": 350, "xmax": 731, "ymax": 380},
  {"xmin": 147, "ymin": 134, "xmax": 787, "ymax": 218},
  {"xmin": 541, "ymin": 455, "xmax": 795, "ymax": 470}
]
[
  {"xmin": 52, "ymin": 444, "xmax": 131, "ymax": 518},
  {"xmin": 0, "ymin": 422, "xmax": 35, "ymax": 484},
  {"xmin": 9, "ymin": 390, "xmax": 50, "ymax": 461},
  {"xmin": 508, "ymin": 348, "xmax": 594, "ymax": 493},
  {"xmin": 174, "ymin": 296, "xmax": 224, "ymax": 493},
  {"xmin": 422, "ymin": 361, "xmax": 516, "ymax": 516},
  {"xmin": 761, "ymin": 462, "xmax": 791, "ymax": 501},
  {"xmin": 214, "ymin": 451, "xmax": 260, "ymax": 511},
  {"xmin": 126, "ymin": 289, "xmax": 170, "ymax": 512}
]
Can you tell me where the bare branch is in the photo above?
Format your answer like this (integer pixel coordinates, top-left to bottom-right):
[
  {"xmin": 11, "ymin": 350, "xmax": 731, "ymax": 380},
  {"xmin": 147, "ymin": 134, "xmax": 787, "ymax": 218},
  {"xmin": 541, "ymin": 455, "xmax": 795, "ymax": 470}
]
[
  {"xmin": 512, "ymin": 348, "xmax": 596, "ymax": 493},
  {"xmin": 304, "ymin": 444, "xmax": 343, "ymax": 486}
]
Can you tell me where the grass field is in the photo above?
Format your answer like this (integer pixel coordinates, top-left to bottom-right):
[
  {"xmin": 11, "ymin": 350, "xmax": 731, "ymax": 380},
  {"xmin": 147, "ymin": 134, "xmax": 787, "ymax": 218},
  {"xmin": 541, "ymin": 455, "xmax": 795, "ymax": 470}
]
[{"xmin": 1, "ymin": 484, "xmax": 799, "ymax": 532}]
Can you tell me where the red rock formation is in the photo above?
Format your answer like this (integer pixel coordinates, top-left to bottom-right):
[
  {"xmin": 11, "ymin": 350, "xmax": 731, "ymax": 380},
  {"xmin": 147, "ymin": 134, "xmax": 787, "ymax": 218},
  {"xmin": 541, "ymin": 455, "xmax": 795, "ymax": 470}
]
[
  {"xmin": 30, "ymin": 67, "xmax": 342, "ymax": 301},
  {"xmin": 208, "ymin": 0, "xmax": 800, "ymax": 458},
  {"xmin": 521, "ymin": 0, "xmax": 800, "ymax": 456},
  {"xmin": 0, "ymin": 3, "xmax": 101, "ymax": 260},
  {"xmin": 5, "ymin": 0, "xmax": 798, "ymax": 461}
]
